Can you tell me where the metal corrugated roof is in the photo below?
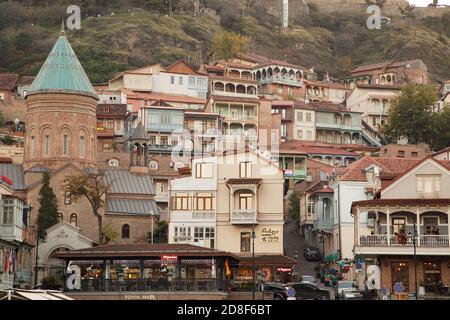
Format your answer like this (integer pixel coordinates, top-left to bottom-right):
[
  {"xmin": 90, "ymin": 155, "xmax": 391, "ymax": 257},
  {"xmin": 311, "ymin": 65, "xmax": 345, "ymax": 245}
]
[
  {"xmin": 104, "ymin": 169, "xmax": 155, "ymax": 195},
  {"xmin": 0, "ymin": 163, "xmax": 25, "ymax": 190},
  {"xmin": 106, "ymin": 198, "xmax": 159, "ymax": 216},
  {"xmin": 28, "ymin": 34, "xmax": 97, "ymax": 98}
]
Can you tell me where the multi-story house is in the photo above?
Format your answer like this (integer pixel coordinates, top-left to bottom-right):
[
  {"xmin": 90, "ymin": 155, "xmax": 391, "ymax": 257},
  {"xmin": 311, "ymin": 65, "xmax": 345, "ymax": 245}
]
[
  {"xmin": 433, "ymin": 146, "xmax": 450, "ymax": 161},
  {"xmin": 345, "ymin": 84, "xmax": 402, "ymax": 133},
  {"xmin": 298, "ymin": 159, "xmax": 334, "ymax": 245},
  {"xmin": 342, "ymin": 59, "xmax": 428, "ymax": 89},
  {"xmin": 305, "ymin": 80, "xmax": 349, "ymax": 104},
  {"xmin": 294, "ymin": 101, "xmax": 364, "ymax": 146},
  {"xmin": 206, "ymin": 74, "xmax": 259, "ymax": 149},
  {"xmin": 271, "ymin": 100, "xmax": 294, "ymax": 143},
  {"xmin": 294, "ymin": 103, "xmax": 316, "ymax": 142},
  {"xmin": 152, "ymin": 60, "xmax": 209, "ymax": 99},
  {"xmin": 309, "ymin": 156, "xmax": 421, "ymax": 274},
  {"xmin": 0, "ymin": 74, "xmax": 19, "ymax": 103},
  {"xmin": 169, "ymin": 148, "xmax": 294, "ymax": 283},
  {"xmin": 96, "ymin": 104, "xmax": 127, "ymax": 153},
  {"xmin": 352, "ymin": 157, "xmax": 450, "ymax": 295},
  {"xmin": 109, "ymin": 64, "xmax": 163, "ymax": 92},
  {"xmin": 0, "ymin": 162, "xmax": 35, "ymax": 290},
  {"xmin": 96, "ymin": 89, "xmax": 124, "ymax": 105}
]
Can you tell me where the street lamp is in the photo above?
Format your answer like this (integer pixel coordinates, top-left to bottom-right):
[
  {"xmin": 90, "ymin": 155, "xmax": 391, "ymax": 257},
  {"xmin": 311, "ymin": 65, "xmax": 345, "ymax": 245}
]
[
  {"xmin": 413, "ymin": 218, "xmax": 418, "ymax": 300},
  {"xmin": 252, "ymin": 224, "xmax": 256, "ymax": 301}
]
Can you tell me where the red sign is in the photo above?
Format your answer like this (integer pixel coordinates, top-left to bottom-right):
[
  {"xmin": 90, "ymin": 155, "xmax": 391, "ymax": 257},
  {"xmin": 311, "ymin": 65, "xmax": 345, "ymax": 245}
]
[
  {"xmin": 1, "ymin": 176, "xmax": 12, "ymax": 186},
  {"xmin": 277, "ymin": 268, "xmax": 292, "ymax": 273},
  {"xmin": 161, "ymin": 255, "xmax": 178, "ymax": 261}
]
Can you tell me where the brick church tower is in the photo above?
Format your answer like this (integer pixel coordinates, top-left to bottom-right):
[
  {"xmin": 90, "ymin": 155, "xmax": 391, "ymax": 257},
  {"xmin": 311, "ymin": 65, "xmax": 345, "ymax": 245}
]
[{"xmin": 24, "ymin": 29, "xmax": 98, "ymax": 172}]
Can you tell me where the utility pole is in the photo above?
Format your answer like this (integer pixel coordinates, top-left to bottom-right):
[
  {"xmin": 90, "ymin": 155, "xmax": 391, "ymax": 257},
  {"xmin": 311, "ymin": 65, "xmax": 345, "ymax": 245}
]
[{"xmin": 413, "ymin": 218, "xmax": 418, "ymax": 300}]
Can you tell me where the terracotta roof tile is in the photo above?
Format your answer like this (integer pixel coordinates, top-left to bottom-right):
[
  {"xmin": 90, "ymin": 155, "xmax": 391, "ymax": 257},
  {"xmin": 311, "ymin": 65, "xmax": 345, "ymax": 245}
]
[
  {"xmin": 50, "ymin": 243, "xmax": 238, "ymax": 260},
  {"xmin": 353, "ymin": 198, "xmax": 450, "ymax": 209},
  {"xmin": 280, "ymin": 141, "xmax": 359, "ymax": 157},
  {"xmin": 339, "ymin": 157, "xmax": 421, "ymax": 182},
  {"xmin": 0, "ymin": 74, "xmax": 19, "ymax": 91}
]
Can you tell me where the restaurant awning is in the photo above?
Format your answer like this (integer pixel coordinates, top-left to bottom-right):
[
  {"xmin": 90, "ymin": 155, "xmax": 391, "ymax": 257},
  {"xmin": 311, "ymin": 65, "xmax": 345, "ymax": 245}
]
[{"xmin": 0, "ymin": 289, "xmax": 74, "ymax": 300}]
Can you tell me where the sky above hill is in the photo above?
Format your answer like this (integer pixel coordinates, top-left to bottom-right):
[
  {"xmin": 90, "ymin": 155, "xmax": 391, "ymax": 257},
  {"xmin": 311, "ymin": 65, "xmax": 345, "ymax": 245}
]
[{"xmin": 408, "ymin": 0, "xmax": 450, "ymax": 6}]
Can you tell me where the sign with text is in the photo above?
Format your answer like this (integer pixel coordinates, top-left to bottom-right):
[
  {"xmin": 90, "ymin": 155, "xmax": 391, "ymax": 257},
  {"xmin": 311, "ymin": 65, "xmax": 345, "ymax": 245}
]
[
  {"xmin": 161, "ymin": 255, "xmax": 178, "ymax": 261},
  {"xmin": 260, "ymin": 227, "xmax": 281, "ymax": 243}
]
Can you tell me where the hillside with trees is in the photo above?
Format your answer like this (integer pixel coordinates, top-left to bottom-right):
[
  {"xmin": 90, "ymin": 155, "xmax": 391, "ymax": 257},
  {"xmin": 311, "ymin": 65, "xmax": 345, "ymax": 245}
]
[{"xmin": 0, "ymin": 0, "xmax": 449, "ymax": 83}]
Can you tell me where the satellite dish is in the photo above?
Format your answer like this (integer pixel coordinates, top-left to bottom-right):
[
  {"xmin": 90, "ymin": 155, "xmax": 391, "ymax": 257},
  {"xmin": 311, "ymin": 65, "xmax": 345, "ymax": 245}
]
[{"xmin": 305, "ymin": 99, "xmax": 310, "ymax": 104}]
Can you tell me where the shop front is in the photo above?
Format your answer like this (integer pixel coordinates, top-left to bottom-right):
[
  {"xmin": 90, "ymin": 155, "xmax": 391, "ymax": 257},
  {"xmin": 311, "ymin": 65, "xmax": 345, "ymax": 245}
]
[
  {"xmin": 234, "ymin": 255, "xmax": 296, "ymax": 289},
  {"xmin": 51, "ymin": 244, "xmax": 239, "ymax": 293},
  {"xmin": 378, "ymin": 256, "xmax": 450, "ymax": 296}
]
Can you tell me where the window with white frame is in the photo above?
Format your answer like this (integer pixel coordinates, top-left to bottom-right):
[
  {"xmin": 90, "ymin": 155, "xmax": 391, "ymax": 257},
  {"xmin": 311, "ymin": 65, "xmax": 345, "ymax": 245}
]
[
  {"xmin": 195, "ymin": 162, "xmax": 213, "ymax": 178},
  {"xmin": 239, "ymin": 161, "xmax": 252, "ymax": 178},
  {"xmin": 416, "ymin": 175, "xmax": 441, "ymax": 194},
  {"xmin": 2, "ymin": 198, "xmax": 15, "ymax": 225},
  {"xmin": 307, "ymin": 198, "xmax": 315, "ymax": 216},
  {"xmin": 172, "ymin": 193, "xmax": 191, "ymax": 210},
  {"xmin": 296, "ymin": 111, "xmax": 303, "ymax": 122},
  {"xmin": 174, "ymin": 226, "xmax": 191, "ymax": 241}
]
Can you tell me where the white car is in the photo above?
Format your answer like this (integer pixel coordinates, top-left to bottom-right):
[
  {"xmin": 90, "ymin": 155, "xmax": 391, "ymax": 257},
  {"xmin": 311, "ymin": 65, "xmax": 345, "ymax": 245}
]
[{"xmin": 300, "ymin": 275, "xmax": 318, "ymax": 287}]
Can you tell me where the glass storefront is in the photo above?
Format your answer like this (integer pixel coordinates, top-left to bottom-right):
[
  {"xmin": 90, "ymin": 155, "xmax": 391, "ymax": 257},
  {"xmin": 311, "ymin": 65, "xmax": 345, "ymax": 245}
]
[{"xmin": 391, "ymin": 262, "xmax": 409, "ymax": 292}]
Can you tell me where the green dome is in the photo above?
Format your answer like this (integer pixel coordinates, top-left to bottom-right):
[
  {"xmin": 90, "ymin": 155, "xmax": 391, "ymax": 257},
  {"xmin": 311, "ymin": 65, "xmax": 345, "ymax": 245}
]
[{"xmin": 28, "ymin": 33, "xmax": 98, "ymax": 99}]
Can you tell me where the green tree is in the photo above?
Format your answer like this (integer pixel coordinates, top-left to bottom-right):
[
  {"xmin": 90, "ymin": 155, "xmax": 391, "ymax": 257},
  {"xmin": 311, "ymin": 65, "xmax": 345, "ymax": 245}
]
[
  {"xmin": 432, "ymin": 107, "xmax": 450, "ymax": 151},
  {"xmin": 288, "ymin": 191, "xmax": 300, "ymax": 220},
  {"xmin": 382, "ymin": 83, "xmax": 437, "ymax": 145},
  {"xmin": 149, "ymin": 220, "xmax": 168, "ymax": 243},
  {"xmin": 212, "ymin": 31, "xmax": 250, "ymax": 60},
  {"xmin": 65, "ymin": 169, "xmax": 110, "ymax": 245},
  {"xmin": 36, "ymin": 171, "xmax": 59, "ymax": 239}
]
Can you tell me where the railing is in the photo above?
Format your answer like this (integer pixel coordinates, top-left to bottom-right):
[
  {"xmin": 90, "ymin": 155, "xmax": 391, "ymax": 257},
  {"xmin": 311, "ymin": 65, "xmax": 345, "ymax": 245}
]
[
  {"xmin": 313, "ymin": 219, "xmax": 334, "ymax": 231},
  {"xmin": 231, "ymin": 210, "xmax": 257, "ymax": 224},
  {"xmin": 360, "ymin": 235, "xmax": 388, "ymax": 246},
  {"xmin": 192, "ymin": 211, "xmax": 216, "ymax": 221},
  {"xmin": 359, "ymin": 235, "xmax": 450, "ymax": 247},
  {"xmin": 148, "ymin": 144, "xmax": 173, "ymax": 152},
  {"xmin": 154, "ymin": 192, "xmax": 169, "ymax": 202},
  {"xmin": 420, "ymin": 235, "xmax": 450, "ymax": 247},
  {"xmin": 66, "ymin": 278, "xmax": 227, "ymax": 293},
  {"xmin": 258, "ymin": 76, "xmax": 303, "ymax": 87}
]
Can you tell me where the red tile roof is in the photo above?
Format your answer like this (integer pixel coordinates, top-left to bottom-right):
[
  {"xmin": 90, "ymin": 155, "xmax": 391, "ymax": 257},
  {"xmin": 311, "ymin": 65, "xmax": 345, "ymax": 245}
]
[
  {"xmin": 16, "ymin": 76, "xmax": 35, "ymax": 87},
  {"xmin": 216, "ymin": 60, "xmax": 254, "ymax": 70},
  {"xmin": 339, "ymin": 157, "xmax": 421, "ymax": 182},
  {"xmin": 50, "ymin": 243, "xmax": 238, "ymax": 260},
  {"xmin": 305, "ymin": 79, "xmax": 347, "ymax": 89},
  {"xmin": 353, "ymin": 198, "xmax": 450, "ymax": 210},
  {"xmin": 355, "ymin": 84, "xmax": 403, "ymax": 90},
  {"xmin": 280, "ymin": 141, "xmax": 359, "ymax": 157},
  {"xmin": 96, "ymin": 104, "xmax": 127, "ymax": 118},
  {"xmin": 0, "ymin": 74, "xmax": 19, "ymax": 91}
]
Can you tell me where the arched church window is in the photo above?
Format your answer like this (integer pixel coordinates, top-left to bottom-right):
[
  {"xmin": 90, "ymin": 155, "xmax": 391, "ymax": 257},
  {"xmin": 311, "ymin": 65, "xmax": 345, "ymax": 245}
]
[
  {"xmin": 70, "ymin": 213, "xmax": 78, "ymax": 227},
  {"xmin": 149, "ymin": 160, "xmax": 159, "ymax": 170},
  {"xmin": 79, "ymin": 135, "xmax": 86, "ymax": 158}
]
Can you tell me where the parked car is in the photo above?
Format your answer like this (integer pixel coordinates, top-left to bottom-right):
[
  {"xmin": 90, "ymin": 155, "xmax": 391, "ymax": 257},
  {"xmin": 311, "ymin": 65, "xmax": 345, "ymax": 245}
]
[
  {"xmin": 343, "ymin": 291, "xmax": 364, "ymax": 300},
  {"xmin": 286, "ymin": 283, "xmax": 330, "ymax": 300},
  {"xmin": 261, "ymin": 283, "xmax": 287, "ymax": 300},
  {"xmin": 300, "ymin": 275, "xmax": 318, "ymax": 287},
  {"xmin": 334, "ymin": 280, "xmax": 357, "ymax": 300},
  {"xmin": 303, "ymin": 247, "xmax": 322, "ymax": 261}
]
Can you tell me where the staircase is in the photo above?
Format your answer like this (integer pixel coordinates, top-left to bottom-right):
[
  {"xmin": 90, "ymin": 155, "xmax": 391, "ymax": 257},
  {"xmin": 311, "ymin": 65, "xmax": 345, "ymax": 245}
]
[{"xmin": 361, "ymin": 120, "xmax": 385, "ymax": 147}]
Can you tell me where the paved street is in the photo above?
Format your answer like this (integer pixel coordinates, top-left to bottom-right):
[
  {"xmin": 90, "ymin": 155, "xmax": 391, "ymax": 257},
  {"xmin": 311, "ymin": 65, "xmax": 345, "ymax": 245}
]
[{"xmin": 284, "ymin": 219, "xmax": 335, "ymax": 299}]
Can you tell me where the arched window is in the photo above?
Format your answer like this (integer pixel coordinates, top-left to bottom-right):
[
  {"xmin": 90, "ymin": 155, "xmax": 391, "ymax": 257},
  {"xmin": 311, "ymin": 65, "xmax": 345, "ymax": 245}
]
[
  {"xmin": 70, "ymin": 213, "xmax": 77, "ymax": 227},
  {"xmin": 122, "ymin": 224, "xmax": 130, "ymax": 239},
  {"xmin": 149, "ymin": 160, "xmax": 159, "ymax": 170},
  {"xmin": 42, "ymin": 128, "xmax": 52, "ymax": 157},
  {"xmin": 79, "ymin": 134, "xmax": 86, "ymax": 158},
  {"xmin": 58, "ymin": 213, "xmax": 63, "ymax": 223}
]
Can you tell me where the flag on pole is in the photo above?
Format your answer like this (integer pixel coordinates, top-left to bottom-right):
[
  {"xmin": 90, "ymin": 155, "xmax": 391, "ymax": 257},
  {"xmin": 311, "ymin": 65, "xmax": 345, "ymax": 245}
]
[{"xmin": 225, "ymin": 258, "xmax": 231, "ymax": 278}]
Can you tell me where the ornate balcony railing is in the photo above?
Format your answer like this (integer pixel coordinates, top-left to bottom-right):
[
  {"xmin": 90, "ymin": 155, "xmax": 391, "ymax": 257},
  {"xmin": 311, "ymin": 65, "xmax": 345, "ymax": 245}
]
[
  {"xmin": 359, "ymin": 235, "xmax": 450, "ymax": 247},
  {"xmin": 231, "ymin": 210, "xmax": 257, "ymax": 224}
]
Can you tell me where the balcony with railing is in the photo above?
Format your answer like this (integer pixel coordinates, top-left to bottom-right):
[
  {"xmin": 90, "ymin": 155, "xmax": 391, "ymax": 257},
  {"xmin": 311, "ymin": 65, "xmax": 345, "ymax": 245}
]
[
  {"xmin": 258, "ymin": 75, "xmax": 303, "ymax": 87},
  {"xmin": 155, "ymin": 192, "xmax": 169, "ymax": 202},
  {"xmin": 313, "ymin": 218, "xmax": 335, "ymax": 231},
  {"xmin": 357, "ymin": 234, "xmax": 450, "ymax": 255},
  {"xmin": 230, "ymin": 210, "xmax": 257, "ymax": 225}
]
